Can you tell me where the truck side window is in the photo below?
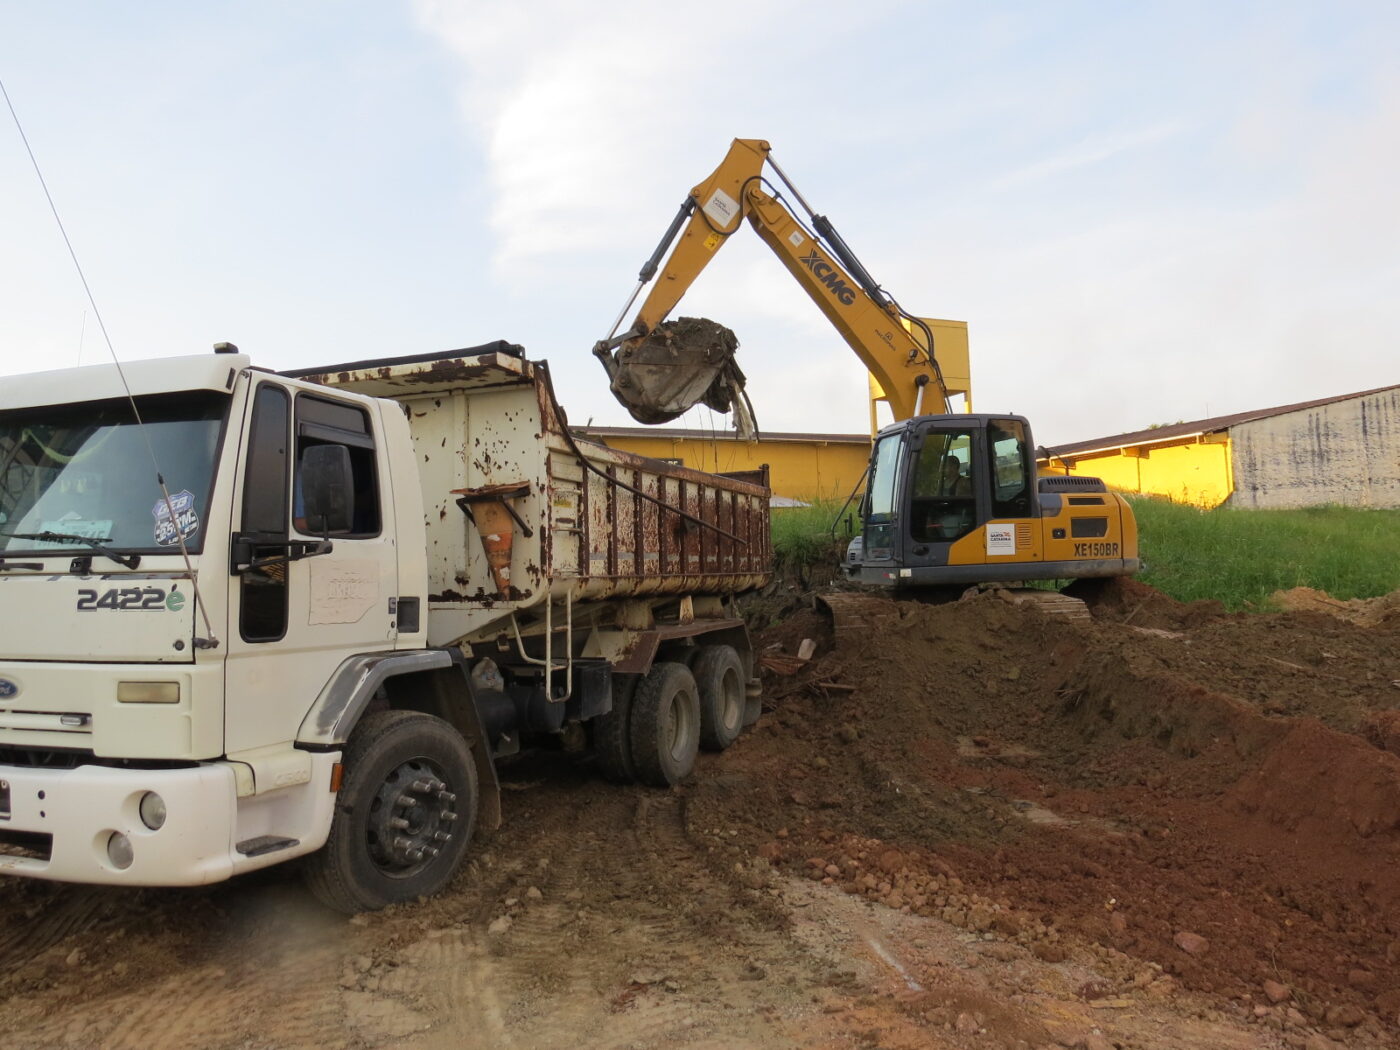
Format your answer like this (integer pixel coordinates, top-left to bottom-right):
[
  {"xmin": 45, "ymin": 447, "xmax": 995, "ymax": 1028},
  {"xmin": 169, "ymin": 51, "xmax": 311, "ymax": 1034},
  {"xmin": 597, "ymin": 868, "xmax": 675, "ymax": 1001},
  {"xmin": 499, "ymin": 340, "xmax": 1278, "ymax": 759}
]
[
  {"xmin": 988, "ymin": 419, "xmax": 1032, "ymax": 520},
  {"xmin": 240, "ymin": 384, "xmax": 290, "ymax": 643},
  {"xmin": 294, "ymin": 395, "xmax": 381, "ymax": 537}
]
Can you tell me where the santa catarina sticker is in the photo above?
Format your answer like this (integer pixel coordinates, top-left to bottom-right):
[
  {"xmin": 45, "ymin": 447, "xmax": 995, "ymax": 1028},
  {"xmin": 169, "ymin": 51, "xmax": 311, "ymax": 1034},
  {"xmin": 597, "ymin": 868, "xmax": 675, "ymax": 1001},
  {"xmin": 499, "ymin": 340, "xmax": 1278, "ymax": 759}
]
[{"xmin": 153, "ymin": 490, "xmax": 200, "ymax": 546}]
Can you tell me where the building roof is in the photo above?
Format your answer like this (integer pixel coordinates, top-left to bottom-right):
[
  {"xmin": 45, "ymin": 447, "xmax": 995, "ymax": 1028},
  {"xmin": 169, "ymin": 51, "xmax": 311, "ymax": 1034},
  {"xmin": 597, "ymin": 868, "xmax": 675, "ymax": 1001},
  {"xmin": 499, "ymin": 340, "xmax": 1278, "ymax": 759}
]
[
  {"xmin": 1043, "ymin": 384, "xmax": 1400, "ymax": 459},
  {"xmin": 574, "ymin": 425, "xmax": 870, "ymax": 445}
]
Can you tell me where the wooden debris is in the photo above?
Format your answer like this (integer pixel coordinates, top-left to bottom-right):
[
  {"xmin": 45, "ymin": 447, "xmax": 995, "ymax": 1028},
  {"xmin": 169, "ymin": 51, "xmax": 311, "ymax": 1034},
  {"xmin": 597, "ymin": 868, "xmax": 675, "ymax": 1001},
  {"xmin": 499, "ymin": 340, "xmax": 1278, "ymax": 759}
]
[{"xmin": 760, "ymin": 652, "xmax": 809, "ymax": 675}]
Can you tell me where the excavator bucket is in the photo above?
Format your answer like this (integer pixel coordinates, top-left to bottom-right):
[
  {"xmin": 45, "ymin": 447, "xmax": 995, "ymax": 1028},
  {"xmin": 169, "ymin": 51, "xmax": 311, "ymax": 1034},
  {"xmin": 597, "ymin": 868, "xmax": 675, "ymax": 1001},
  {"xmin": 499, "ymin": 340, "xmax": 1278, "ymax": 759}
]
[{"xmin": 601, "ymin": 318, "xmax": 755, "ymax": 437}]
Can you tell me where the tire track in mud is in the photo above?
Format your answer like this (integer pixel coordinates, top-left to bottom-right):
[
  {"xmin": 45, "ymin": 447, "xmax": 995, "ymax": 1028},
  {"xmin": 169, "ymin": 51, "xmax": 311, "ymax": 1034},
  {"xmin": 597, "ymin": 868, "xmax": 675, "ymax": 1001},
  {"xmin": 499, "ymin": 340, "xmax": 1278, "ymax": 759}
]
[
  {"xmin": 10, "ymin": 947, "xmax": 348, "ymax": 1050},
  {"xmin": 372, "ymin": 771, "xmax": 804, "ymax": 1050},
  {"xmin": 378, "ymin": 787, "xmax": 701, "ymax": 1050},
  {"xmin": 4, "ymin": 880, "xmax": 350, "ymax": 1050},
  {"xmin": 0, "ymin": 886, "xmax": 137, "ymax": 968},
  {"xmin": 106, "ymin": 960, "xmax": 342, "ymax": 1050}
]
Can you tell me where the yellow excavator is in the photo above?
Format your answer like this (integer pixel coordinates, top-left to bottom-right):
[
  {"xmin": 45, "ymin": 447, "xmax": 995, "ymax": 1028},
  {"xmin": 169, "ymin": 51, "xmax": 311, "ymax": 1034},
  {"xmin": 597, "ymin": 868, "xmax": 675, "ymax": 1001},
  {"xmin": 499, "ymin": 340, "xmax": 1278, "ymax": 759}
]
[{"xmin": 593, "ymin": 138, "xmax": 1140, "ymax": 591}]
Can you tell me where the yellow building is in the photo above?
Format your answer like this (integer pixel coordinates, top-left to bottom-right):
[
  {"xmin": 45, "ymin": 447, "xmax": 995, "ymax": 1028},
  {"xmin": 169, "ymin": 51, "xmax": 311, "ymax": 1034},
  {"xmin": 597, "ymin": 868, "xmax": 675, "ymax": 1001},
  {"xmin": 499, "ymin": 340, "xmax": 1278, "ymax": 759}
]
[
  {"xmin": 574, "ymin": 426, "xmax": 871, "ymax": 504},
  {"xmin": 1039, "ymin": 385, "xmax": 1400, "ymax": 508}
]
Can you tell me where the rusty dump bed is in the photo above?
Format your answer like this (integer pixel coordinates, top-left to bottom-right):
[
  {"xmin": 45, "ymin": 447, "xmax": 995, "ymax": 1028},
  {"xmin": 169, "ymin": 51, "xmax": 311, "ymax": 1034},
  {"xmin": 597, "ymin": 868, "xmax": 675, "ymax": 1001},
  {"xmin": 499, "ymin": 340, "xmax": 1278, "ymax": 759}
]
[{"xmin": 293, "ymin": 346, "xmax": 772, "ymax": 647}]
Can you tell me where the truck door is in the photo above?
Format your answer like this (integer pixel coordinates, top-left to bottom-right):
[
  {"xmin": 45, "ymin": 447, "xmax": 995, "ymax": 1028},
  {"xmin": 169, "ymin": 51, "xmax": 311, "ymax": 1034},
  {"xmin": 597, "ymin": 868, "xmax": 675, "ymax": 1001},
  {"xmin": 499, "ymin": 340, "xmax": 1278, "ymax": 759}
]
[{"xmin": 224, "ymin": 378, "xmax": 400, "ymax": 755}]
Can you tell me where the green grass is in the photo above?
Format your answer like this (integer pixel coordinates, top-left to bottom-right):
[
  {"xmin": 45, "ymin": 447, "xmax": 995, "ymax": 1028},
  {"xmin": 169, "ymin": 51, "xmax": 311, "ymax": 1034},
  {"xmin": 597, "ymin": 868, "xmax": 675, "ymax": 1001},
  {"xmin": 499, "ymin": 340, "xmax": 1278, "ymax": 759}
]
[
  {"xmin": 770, "ymin": 500, "xmax": 853, "ymax": 573},
  {"xmin": 768, "ymin": 495, "xmax": 1400, "ymax": 611},
  {"xmin": 1129, "ymin": 496, "xmax": 1400, "ymax": 609}
]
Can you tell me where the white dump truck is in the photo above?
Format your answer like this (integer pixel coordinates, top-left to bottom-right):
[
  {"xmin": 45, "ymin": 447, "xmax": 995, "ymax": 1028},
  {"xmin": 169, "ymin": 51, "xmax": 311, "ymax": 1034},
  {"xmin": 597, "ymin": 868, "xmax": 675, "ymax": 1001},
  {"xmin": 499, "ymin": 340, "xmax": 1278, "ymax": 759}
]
[{"xmin": 0, "ymin": 343, "xmax": 771, "ymax": 911}]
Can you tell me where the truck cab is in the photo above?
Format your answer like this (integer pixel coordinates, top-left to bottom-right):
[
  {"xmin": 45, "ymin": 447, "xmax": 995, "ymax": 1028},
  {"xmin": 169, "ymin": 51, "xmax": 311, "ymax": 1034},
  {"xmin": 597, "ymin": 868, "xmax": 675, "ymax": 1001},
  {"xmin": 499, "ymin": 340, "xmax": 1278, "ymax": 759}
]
[{"xmin": 0, "ymin": 350, "xmax": 423, "ymax": 887}]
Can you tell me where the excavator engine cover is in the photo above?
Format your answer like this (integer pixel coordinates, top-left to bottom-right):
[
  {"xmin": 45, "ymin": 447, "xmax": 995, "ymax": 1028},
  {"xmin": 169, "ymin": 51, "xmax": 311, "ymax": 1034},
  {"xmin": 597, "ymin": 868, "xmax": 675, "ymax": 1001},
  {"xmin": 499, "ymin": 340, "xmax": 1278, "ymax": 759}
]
[{"xmin": 607, "ymin": 317, "xmax": 746, "ymax": 426}]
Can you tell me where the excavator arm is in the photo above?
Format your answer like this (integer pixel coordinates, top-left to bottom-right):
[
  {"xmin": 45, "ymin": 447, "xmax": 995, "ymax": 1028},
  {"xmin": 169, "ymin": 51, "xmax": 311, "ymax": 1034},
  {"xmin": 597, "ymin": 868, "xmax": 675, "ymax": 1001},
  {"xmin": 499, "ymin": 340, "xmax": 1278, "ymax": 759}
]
[{"xmin": 594, "ymin": 138, "xmax": 961, "ymax": 428}]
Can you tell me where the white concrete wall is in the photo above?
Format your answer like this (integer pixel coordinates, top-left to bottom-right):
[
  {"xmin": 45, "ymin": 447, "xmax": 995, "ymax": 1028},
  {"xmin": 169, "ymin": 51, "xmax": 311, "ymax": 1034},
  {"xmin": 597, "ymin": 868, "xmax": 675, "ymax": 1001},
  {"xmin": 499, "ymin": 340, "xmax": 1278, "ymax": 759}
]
[{"xmin": 1229, "ymin": 387, "xmax": 1400, "ymax": 508}]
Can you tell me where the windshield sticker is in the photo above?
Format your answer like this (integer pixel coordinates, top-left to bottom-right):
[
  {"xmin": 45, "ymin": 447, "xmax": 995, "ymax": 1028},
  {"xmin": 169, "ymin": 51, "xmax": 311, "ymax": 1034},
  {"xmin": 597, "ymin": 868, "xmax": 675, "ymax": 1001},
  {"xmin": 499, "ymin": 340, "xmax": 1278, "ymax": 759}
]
[
  {"xmin": 35, "ymin": 517, "xmax": 114, "ymax": 548},
  {"xmin": 153, "ymin": 490, "xmax": 200, "ymax": 547}
]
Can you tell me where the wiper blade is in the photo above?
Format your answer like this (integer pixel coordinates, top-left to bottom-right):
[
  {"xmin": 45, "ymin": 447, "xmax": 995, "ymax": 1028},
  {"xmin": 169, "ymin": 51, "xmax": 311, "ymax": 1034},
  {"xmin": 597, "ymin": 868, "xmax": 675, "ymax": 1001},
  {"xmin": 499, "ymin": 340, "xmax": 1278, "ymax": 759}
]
[{"xmin": 0, "ymin": 530, "xmax": 142, "ymax": 569}]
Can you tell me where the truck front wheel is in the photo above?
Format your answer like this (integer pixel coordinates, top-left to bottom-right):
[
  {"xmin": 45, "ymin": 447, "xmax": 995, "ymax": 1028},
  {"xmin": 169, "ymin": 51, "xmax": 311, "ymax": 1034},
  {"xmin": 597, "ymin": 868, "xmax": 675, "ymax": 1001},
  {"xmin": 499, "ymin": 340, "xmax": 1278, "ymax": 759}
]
[
  {"xmin": 305, "ymin": 710, "xmax": 479, "ymax": 914},
  {"xmin": 629, "ymin": 662, "xmax": 701, "ymax": 787}
]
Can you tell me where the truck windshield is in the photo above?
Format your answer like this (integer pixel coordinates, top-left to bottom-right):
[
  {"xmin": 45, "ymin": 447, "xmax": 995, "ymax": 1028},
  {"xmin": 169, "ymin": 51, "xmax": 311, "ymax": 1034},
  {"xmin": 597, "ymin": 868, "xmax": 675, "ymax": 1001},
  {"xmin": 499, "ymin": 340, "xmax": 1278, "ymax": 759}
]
[{"xmin": 0, "ymin": 393, "xmax": 228, "ymax": 556}]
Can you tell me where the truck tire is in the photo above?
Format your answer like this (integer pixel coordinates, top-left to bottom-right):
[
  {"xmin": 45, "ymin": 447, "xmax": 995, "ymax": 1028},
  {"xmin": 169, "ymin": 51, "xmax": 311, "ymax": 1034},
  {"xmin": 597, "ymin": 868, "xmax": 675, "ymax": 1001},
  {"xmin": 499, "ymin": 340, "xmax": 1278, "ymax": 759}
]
[
  {"xmin": 304, "ymin": 709, "xmax": 478, "ymax": 914},
  {"xmin": 692, "ymin": 644, "xmax": 746, "ymax": 752},
  {"xmin": 629, "ymin": 662, "xmax": 701, "ymax": 787},
  {"xmin": 592, "ymin": 672, "xmax": 639, "ymax": 784}
]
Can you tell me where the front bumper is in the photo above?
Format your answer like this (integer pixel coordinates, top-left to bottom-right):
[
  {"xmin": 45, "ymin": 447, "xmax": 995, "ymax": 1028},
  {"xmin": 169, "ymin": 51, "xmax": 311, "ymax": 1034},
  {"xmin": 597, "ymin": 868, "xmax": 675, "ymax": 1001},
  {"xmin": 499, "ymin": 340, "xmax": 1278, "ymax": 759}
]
[{"xmin": 0, "ymin": 763, "xmax": 238, "ymax": 886}]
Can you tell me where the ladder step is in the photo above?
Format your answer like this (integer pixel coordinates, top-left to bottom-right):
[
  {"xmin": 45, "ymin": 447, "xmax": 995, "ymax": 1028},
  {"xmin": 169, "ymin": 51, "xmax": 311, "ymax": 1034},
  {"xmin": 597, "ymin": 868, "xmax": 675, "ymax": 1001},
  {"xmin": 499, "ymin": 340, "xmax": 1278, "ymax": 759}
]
[{"xmin": 236, "ymin": 835, "xmax": 300, "ymax": 858}]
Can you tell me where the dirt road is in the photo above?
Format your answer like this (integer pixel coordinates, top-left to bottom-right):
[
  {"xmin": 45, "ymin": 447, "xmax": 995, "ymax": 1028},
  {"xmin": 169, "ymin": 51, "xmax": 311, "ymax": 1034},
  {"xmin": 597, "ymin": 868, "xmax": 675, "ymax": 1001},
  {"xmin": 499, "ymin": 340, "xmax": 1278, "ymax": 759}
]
[{"xmin": 2, "ymin": 582, "xmax": 1398, "ymax": 1049}]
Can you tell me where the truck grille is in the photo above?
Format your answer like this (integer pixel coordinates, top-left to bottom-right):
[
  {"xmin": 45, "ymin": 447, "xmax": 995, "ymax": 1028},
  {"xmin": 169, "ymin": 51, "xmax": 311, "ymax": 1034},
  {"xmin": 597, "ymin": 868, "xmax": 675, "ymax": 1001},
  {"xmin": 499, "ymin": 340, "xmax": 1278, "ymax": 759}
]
[
  {"xmin": 0, "ymin": 746, "xmax": 92, "ymax": 769},
  {"xmin": 0, "ymin": 829, "xmax": 52, "ymax": 861}
]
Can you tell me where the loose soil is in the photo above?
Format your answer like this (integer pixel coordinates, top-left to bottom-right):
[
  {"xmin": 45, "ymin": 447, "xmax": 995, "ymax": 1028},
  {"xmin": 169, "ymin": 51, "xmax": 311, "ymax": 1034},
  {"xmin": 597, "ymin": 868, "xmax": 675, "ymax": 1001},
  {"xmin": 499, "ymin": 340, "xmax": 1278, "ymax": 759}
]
[{"xmin": 3, "ymin": 581, "xmax": 1400, "ymax": 1049}]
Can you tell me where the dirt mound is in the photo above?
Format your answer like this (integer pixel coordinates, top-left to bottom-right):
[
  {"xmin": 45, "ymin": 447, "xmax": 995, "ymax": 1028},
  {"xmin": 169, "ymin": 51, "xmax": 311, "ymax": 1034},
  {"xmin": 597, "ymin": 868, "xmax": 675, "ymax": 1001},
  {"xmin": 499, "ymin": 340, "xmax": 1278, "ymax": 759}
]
[
  {"xmin": 1363, "ymin": 709, "xmax": 1400, "ymax": 754},
  {"xmin": 1066, "ymin": 575, "xmax": 1228, "ymax": 630},
  {"xmin": 1272, "ymin": 586, "xmax": 1400, "ymax": 627},
  {"xmin": 709, "ymin": 583, "xmax": 1400, "ymax": 1040}
]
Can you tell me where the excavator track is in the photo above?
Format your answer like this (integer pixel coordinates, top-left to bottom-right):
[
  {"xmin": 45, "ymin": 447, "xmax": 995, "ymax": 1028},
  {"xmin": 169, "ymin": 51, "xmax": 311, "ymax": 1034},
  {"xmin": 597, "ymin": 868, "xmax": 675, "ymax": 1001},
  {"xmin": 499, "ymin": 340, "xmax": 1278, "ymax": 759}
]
[
  {"xmin": 816, "ymin": 592, "xmax": 905, "ymax": 645},
  {"xmin": 989, "ymin": 587, "xmax": 1092, "ymax": 621}
]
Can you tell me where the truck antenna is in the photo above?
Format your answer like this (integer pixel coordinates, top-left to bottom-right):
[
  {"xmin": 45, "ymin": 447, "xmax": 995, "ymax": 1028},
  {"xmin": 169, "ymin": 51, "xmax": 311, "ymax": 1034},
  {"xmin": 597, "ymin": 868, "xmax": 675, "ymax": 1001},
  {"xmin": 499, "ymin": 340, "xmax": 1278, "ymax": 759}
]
[{"xmin": 2, "ymin": 77, "xmax": 219, "ymax": 648}]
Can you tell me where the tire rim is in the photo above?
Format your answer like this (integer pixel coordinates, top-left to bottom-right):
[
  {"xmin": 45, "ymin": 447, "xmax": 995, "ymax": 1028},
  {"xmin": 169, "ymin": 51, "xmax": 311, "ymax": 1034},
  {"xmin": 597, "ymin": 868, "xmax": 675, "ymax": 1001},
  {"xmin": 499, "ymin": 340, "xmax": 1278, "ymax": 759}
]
[
  {"xmin": 366, "ymin": 756, "xmax": 458, "ymax": 878},
  {"xmin": 720, "ymin": 666, "xmax": 743, "ymax": 731},
  {"xmin": 666, "ymin": 688, "xmax": 697, "ymax": 762}
]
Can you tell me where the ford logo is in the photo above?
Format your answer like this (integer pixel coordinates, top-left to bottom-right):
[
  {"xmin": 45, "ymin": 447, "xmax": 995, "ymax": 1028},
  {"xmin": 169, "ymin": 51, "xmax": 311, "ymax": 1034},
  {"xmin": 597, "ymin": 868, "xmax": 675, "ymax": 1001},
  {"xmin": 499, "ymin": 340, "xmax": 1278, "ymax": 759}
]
[{"xmin": 0, "ymin": 678, "xmax": 17, "ymax": 701}]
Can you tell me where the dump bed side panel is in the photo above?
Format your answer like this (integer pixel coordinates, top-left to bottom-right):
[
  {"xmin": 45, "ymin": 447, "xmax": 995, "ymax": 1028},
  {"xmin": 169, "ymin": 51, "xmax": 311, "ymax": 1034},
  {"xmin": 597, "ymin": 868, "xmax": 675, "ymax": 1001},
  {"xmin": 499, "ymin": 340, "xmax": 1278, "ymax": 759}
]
[
  {"xmin": 560, "ymin": 436, "xmax": 771, "ymax": 596},
  {"xmin": 303, "ymin": 352, "xmax": 771, "ymax": 646}
]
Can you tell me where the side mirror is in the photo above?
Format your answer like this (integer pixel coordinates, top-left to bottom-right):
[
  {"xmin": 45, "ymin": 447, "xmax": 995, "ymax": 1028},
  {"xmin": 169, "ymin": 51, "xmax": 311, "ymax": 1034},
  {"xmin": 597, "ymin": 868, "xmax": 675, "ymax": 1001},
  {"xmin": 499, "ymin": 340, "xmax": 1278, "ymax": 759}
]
[{"xmin": 301, "ymin": 445, "xmax": 354, "ymax": 534}]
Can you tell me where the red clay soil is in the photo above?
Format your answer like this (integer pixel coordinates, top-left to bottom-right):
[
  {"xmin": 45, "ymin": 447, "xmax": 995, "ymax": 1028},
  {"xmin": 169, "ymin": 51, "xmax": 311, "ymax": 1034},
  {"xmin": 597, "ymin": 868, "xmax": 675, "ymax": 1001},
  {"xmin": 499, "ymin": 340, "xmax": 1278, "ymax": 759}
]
[{"xmin": 711, "ymin": 583, "xmax": 1400, "ymax": 1045}]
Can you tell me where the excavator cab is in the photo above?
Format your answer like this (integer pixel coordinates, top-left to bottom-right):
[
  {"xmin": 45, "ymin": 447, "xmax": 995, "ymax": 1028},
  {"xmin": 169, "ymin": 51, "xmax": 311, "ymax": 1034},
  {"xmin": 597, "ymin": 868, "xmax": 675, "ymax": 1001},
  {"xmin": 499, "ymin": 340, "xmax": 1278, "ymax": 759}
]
[{"xmin": 847, "ymin": 414, "xmax": 1139, "ymax": 589}]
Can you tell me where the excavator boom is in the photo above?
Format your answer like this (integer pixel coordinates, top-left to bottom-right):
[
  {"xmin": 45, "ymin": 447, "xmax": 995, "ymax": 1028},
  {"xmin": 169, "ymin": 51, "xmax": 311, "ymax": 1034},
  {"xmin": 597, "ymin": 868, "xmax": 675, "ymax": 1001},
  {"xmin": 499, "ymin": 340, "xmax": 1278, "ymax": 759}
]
[{"xmin": 594, "ymin": 138, "xmax": 958, "ymax": 430}]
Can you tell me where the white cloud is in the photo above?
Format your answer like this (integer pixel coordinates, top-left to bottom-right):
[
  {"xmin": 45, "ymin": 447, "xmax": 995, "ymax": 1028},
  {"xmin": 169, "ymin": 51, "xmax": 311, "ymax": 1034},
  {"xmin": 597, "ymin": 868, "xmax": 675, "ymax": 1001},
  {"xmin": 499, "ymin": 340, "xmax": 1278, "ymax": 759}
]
[
  {"xmin": 989, "ymin": 121, "xmax": 1187, "ymax": 190},
  {"xmin": 413, "ymin": 0, "xmax": 810, "ymax": 273}
]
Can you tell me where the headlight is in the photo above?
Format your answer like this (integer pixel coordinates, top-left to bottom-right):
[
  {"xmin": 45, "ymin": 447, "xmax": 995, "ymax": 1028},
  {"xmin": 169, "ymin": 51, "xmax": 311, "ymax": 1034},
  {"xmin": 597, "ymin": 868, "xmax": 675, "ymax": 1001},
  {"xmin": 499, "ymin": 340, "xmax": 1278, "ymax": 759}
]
[
  {"xmin": 106, "ymin": 831, "xmax": 134, "ymax": 869},
  {"xmin": 139, "ymin": 792, "xmax": 167, "ymax": 831}
]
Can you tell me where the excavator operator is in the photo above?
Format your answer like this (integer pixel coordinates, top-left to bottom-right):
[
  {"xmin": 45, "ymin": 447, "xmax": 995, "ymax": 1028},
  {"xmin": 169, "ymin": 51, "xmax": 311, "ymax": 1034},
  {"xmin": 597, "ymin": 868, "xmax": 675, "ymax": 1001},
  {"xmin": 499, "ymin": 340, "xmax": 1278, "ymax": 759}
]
[{"xmin": 940, "ymin": 455, "xmax": 972, "ymax": 497}]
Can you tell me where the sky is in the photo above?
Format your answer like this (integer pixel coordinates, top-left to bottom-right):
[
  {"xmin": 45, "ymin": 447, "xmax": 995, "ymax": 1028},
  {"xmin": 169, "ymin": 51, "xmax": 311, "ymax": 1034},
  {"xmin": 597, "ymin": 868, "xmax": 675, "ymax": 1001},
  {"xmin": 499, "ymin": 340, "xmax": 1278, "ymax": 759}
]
[{"xmin": 2, "ymin": 1, "xmax": 1398, "ymax": 445}]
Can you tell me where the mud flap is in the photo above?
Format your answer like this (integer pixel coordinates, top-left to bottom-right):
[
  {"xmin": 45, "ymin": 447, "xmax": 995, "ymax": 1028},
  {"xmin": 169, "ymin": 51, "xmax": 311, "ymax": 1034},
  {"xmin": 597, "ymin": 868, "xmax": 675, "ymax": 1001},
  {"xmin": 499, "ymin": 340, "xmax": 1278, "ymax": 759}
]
[{"xmin": 743, "ymin": 676, "xmax": 763, "ymax": 727}]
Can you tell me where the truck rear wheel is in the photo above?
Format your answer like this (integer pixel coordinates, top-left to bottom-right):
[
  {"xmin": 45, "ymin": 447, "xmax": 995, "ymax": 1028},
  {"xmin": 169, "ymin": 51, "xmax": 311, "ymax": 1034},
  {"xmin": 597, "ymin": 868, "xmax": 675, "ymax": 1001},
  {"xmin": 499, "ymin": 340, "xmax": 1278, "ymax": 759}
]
[
  {"xmin": 629, "ymin": 662, "xmax": 700, "ymax": 787},
  {"xmin": 692, "ymin": 644, "xmax": 746, "ymax": 752},
  {"xmin": 305, "ymin": 709, "xmax": 478, "ymax": 914},
  {"xmin": 592, "ymin": 672, "xmax": 639, "ymax": 784}
]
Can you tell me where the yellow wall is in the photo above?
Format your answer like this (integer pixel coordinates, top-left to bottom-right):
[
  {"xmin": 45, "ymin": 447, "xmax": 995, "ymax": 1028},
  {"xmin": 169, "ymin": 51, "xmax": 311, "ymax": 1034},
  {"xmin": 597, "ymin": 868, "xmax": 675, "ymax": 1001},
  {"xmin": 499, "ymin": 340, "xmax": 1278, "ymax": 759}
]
[
  {"xmin": 602, "ymin": 428, "xmax": 1236, "ymax": 507},
  {"xmin": 1042, "ymin": 435, "xmax": 1234, "ymax": 507},
  {"xmin": 591, "ymin": 433, "xmax": 872, "ymax": 503}
]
